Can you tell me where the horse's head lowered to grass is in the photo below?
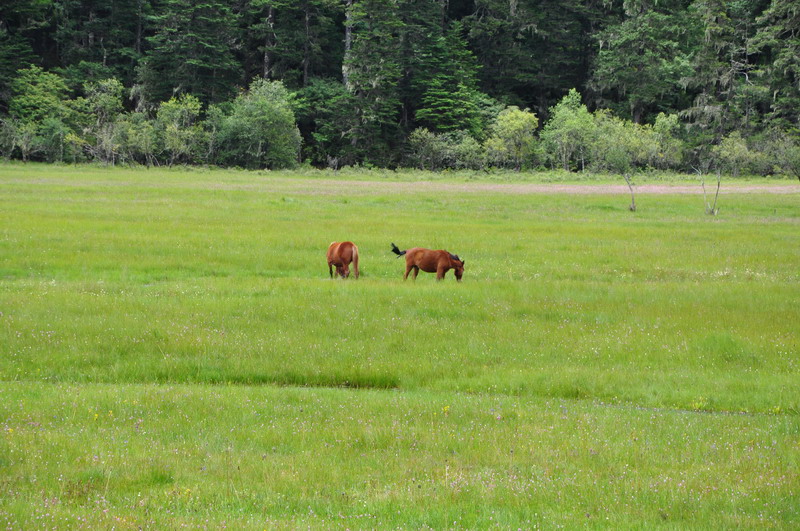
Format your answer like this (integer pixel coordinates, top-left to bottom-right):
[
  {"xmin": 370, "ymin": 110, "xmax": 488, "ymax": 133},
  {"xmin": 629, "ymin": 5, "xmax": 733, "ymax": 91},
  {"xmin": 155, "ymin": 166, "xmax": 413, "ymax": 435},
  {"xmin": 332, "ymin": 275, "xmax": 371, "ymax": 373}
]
[{"xmin": 449, "ymin": 253, "xmax": 465, "ymax": 281}]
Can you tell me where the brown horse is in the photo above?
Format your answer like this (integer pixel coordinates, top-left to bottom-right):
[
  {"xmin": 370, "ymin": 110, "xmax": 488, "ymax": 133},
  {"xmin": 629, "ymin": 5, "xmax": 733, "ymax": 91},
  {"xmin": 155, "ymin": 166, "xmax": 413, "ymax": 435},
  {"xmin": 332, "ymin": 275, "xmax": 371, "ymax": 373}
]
[
  {"xmin": 327, "ymin": 241, "xmax": 359, "ymax": 279},
  {"xmin": 391, "ymin": 243, "xmax": 464, "ymax": 281}
]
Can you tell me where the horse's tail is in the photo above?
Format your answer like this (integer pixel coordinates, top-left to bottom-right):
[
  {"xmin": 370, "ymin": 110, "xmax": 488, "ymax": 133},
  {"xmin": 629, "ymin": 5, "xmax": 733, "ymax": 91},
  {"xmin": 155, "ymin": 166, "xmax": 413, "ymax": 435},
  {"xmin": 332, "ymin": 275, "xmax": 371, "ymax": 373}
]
[
  {"xmin": 352, "ymin": 244, "xmax": 359, "ymax": 279},
  {"xmin": 391, "ymin": 243, "xmax": 406, "ymax": 258}
]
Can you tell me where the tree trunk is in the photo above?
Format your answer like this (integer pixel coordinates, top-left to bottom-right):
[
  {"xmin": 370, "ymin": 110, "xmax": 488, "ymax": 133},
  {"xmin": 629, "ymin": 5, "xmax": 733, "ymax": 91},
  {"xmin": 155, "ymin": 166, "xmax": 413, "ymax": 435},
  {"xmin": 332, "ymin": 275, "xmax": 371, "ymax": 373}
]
[
  {"xmin": 303, "ymin": 2, "xmax": 311, "ymax": 86},
  {"xmin": 343, "ymin": 0, "xmax": 353, "ymax": 87},
  {"xmin": 624, "ymin": 173, "xmax": 636, "ymax": 211},
  {"xmin": 136, "ymin": 0, "xmax": 144, "ymax": 55},
  {"xmin": 263, "ymin": 6, "xmax": 275, "ymax": 79},
  {"xmin": 632, "ymin": 103, "xmax": 643, "ymax": 124}
]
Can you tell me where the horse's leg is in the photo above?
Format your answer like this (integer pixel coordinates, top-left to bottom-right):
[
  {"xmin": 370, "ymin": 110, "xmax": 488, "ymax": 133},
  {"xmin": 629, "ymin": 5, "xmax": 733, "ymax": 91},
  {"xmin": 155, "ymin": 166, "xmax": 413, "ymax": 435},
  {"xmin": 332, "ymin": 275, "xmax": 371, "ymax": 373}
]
[
  {"xmin": 436, "ymin": 266, "xmax": 446, "ymax": 281},
  {"xmin": 343, "ymin": 264, "xmax": 350, "ymax": 278},
  {"xmin": 329, "ymin": 262, "xmax": 333, "ymax": 278},
  {"xmin": 403, "ymin": 264, "xmax": 412, "ymax": 280},
  {"xmin": 412, "ymin": 266, "xmax": 419, "ymax": 280}
]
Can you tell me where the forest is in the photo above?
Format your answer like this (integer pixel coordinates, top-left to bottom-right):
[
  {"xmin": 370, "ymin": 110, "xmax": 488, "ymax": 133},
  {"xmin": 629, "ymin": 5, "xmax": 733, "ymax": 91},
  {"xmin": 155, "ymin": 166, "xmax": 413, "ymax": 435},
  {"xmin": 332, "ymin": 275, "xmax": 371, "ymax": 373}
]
[{"xmin": 0, "ymin": 0, "xmax": 798, "ymax": 175}]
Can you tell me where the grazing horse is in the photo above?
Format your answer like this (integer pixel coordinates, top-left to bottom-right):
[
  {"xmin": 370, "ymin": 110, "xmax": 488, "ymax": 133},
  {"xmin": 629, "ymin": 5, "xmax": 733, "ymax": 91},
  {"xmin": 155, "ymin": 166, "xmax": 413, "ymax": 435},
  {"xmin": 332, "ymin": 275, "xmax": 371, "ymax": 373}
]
[
  {"xmin": 391, "ymin": 243, "xmax": 464, "ymax": 281},
  {"xmin": 327, "ymin": 241, "xmax": 359, "ymax": 279}
]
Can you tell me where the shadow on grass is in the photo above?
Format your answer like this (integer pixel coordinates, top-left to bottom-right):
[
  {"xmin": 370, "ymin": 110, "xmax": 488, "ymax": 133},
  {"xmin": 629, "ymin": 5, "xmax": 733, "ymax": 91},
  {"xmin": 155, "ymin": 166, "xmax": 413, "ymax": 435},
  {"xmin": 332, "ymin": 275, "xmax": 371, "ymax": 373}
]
[
  {"xmin": 262, "ymin": 371, "xmax": 401, "ymax": 390},
  {"xmin": 150, "ymin": 370, "xmax": 401, "ymax": 390}
]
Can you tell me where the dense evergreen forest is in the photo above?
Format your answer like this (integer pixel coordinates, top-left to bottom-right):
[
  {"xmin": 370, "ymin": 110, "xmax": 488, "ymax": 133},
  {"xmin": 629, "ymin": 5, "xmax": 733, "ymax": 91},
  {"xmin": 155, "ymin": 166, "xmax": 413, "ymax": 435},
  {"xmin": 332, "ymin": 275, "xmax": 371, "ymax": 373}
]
[{"xmin": 0, "ymin": 0, "xmax": 798, "ymax": 176}]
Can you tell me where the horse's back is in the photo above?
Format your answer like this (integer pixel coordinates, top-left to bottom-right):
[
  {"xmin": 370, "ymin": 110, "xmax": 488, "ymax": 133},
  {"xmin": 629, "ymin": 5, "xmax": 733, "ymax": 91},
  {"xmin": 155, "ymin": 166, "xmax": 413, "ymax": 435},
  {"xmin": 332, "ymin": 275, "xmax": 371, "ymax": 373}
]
[
  {"xmin": 328, "ymin": 241, "xmax": 357, "ymax": 264},
  {"xmin": 326, "ymin": 241, "xmax": 339, "ymax": 262},
  {"xmin": 406, "ymin": 247, "xmax": 448, "ymax": 271}
]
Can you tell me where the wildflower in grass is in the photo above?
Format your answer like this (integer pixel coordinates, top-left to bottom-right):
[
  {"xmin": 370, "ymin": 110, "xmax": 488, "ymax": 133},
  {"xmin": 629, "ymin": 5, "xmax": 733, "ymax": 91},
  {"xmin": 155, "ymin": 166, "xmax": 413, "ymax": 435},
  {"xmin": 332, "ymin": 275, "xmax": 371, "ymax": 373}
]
[{"xmin": 442, "ymin": 406, "xmax": 450, "ymax": 416}]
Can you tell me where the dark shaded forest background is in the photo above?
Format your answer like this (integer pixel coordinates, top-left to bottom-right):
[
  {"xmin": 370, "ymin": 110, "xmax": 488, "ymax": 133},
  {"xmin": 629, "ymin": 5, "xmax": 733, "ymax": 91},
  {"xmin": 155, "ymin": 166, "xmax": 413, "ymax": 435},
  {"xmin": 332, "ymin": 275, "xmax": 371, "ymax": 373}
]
[{"xmin": 0, "ymin": 0, "xmax": 798, "ymax": 175}]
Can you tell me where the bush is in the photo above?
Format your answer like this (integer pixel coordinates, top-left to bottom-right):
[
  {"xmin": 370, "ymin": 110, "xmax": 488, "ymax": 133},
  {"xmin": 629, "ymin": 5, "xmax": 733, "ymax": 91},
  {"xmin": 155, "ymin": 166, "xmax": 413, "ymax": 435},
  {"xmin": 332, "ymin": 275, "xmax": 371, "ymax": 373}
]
[
  {"xmin": 212, "ymin": 80, "xmax": 301, "ymax": 169},
  {"xmin": 38, "ymin": 117, "xmax": 70, "ymax": 163},
  {"xmin": 650, "ymin": 113, "xmax": 684, "ymax": 170},
  {"xmin": 116, "ymin": 112, "xmax": 158, "ymax": 166},
  {"xmin": 589, "ymin": 111, "xmax": 649, "ymax": 173},
  {"xmin": 407, "ymin": 128, "xmax": 485, "ymax": 171},
  {"xmin": 294, "ymin": 79, "xmax": 358, "ymax": 167},
  {"xmin": 155, "ymin": 94, "xmax": 205, "ymax": 166},
  {"xmin": 485, "ymin": 106, "xmax": 538, "ymax": 170},
  {"xmin": 768, "ymin": 132, "xmax": 800, "ymax": 180},
  {"xmin": 451, "ymin": 133, "xmax": 484, "ymax": 170},
  {"xmin": 712, "ymin": 131, "xmax": 757, "ymax": 177},
  {"xmin": 0, "ymin": 118, "xmax": 17, "ymax": 158},
  {"xmin": 407, "ymin": 128, "xmax": 448, "ymax": 170},
  {"xmin": 540, "ymin": 89, "xmax": 595, "ymax": 171}
]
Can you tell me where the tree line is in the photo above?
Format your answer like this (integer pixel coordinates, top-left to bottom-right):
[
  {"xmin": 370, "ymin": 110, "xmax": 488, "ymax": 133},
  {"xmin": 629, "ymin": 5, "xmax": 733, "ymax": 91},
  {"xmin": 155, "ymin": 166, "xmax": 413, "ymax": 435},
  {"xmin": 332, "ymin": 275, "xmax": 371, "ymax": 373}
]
[{"xmin": 0, "ymin": 0, "xmax": 798, "ymax": 176}]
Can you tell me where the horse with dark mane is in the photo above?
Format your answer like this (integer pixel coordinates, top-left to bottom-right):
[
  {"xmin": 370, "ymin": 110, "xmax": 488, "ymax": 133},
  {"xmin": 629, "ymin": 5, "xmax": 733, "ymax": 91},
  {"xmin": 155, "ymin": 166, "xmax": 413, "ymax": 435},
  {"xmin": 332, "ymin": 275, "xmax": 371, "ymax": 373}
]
[
  {"xmin": 327, "ymin": 241, "xmax": 359, "ymax": 279},
  {"xmin": 391, "ymin": 243, "xmax": 464, "ymax": 281}
]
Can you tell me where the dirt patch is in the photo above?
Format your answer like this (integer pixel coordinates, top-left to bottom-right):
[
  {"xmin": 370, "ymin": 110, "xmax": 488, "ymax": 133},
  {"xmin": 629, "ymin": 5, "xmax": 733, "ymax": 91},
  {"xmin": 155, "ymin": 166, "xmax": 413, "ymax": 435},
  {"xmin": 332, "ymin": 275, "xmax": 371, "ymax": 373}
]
[
  {"xmin": 280, "ymin": 179, "xmax": 800, "ymax": 196},
  {"xmin": 6, "ymin": 175, "xmax": 798, "ymax": 195}
]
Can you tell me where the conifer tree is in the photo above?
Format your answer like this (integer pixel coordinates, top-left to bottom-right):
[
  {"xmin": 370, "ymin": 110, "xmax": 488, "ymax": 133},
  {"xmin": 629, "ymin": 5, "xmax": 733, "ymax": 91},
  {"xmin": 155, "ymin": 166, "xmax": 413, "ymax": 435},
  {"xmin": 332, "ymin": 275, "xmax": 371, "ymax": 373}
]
[
  {"xmin": 138, "ymin": 0, "xmax": 240, "ymax": 105},
  {"xmin": 412, "ymin": 24, "xmax": 482, "ymax": 136},
  {"xmin": 342, "ymin": 0, "xmax": 403, "ymax": 162},
  {"xmin": 750, "ymin": 0, "xmax": 800, "ymax": 128}
]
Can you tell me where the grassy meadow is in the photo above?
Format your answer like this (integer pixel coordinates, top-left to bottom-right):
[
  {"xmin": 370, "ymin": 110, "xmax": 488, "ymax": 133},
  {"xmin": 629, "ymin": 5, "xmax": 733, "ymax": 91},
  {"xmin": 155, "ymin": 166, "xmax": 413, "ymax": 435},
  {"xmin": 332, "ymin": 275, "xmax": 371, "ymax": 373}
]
[{"xmin": 1, "ymin": 163, "xmax": 798, "ymax": 528}]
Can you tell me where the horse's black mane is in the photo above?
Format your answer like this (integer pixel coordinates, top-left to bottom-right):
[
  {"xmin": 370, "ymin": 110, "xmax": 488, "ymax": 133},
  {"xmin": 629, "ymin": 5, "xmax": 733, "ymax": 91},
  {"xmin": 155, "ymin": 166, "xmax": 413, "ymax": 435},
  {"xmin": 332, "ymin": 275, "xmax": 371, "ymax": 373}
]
[{"xmin": 449, "ymin": 253, "xmax": 461, "ymax": 262}]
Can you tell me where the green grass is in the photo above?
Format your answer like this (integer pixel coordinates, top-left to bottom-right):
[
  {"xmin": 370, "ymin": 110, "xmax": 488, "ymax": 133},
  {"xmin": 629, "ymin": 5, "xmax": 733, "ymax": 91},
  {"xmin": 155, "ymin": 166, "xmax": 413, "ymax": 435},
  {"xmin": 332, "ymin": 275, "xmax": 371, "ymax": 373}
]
[{"xmin": 1, "ymin": 163, "xmax": 798, "ymax": 527}]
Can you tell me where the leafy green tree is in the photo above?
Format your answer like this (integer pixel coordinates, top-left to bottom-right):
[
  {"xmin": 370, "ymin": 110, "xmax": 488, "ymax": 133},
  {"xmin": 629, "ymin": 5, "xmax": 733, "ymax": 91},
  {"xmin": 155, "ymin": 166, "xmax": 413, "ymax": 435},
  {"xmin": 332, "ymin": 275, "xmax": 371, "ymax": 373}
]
[
  {"xmin": 84, "ymin": 78, "xmax": 125, "ymax": 126},
  {"xmin": 0, "ymin": 118, "xmax": 16, "ymax": 157},
  {"xmin": 407, "ymin": 127, "xmax": 448, "ymax": 170},
  {"xmin": 484, "ymin": 106, "xmax": 538, "ymax": 170},
  {"xmin": 38, "ymin": 117, "xmax": 71, "ymax": 162},
  {"xmin": 66, "ymin": 78, "xmax": 126, "ymax": 164},
  {"xmin": 712, "ymin": 130, "xmax": 756, "ymax": 176},
  {"xmin": 116, "ymin": 111, "xmax": 158, "ymax": 166},
  {"xmin": 407, "ymin": 127, "xmax": 485, "ymax": 170},
  {"xmin": 212, "ymin": 79, "xmax": 301, "ymax": 169},
  {"xmin": 589, "ymin": 110, "xmax": 657, "ymax": 210},
  {"xmin": 650, "ymin": 112, "xmax": 684, "ymax": 169},
  {"xmin": 540, "ymin": 88, "xmax": 595, "ymax": 171},
  {"xmin": 155, "ymin": 94, "xmax": 205, "ymax": 165},
  {"xmin": 12, "ymin": 120, "xmax": 41, "ymax": 162},
  {"xmin": 589, "ymin": 110, "xmax": 652, "ymax": 172},
  {"xmin": 765, "ymin": 131, "xmax": 800, "ymax": 180},
  {"xmin": 6, "ymin": 66, "xmax": 74, "ymax": 162},
  {"xmin": 9, "ymin": 65, "xmax": 70, "ymax": 124},
  {"xmin": 1, "ymin": 0, "xmax": 797, "ymax": 168}
]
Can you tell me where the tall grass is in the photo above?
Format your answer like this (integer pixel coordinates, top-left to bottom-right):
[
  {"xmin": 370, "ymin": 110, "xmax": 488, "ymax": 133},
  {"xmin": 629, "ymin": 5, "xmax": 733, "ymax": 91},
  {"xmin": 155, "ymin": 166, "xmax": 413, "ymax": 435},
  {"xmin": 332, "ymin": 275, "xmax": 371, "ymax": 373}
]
[
  {"xmin": 1, "ymin": 382, "xmax": 798, "ymax": 528},
  {"xmin": 1, "ymin": 163, "xmax": 798, "ymax": 527}
]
